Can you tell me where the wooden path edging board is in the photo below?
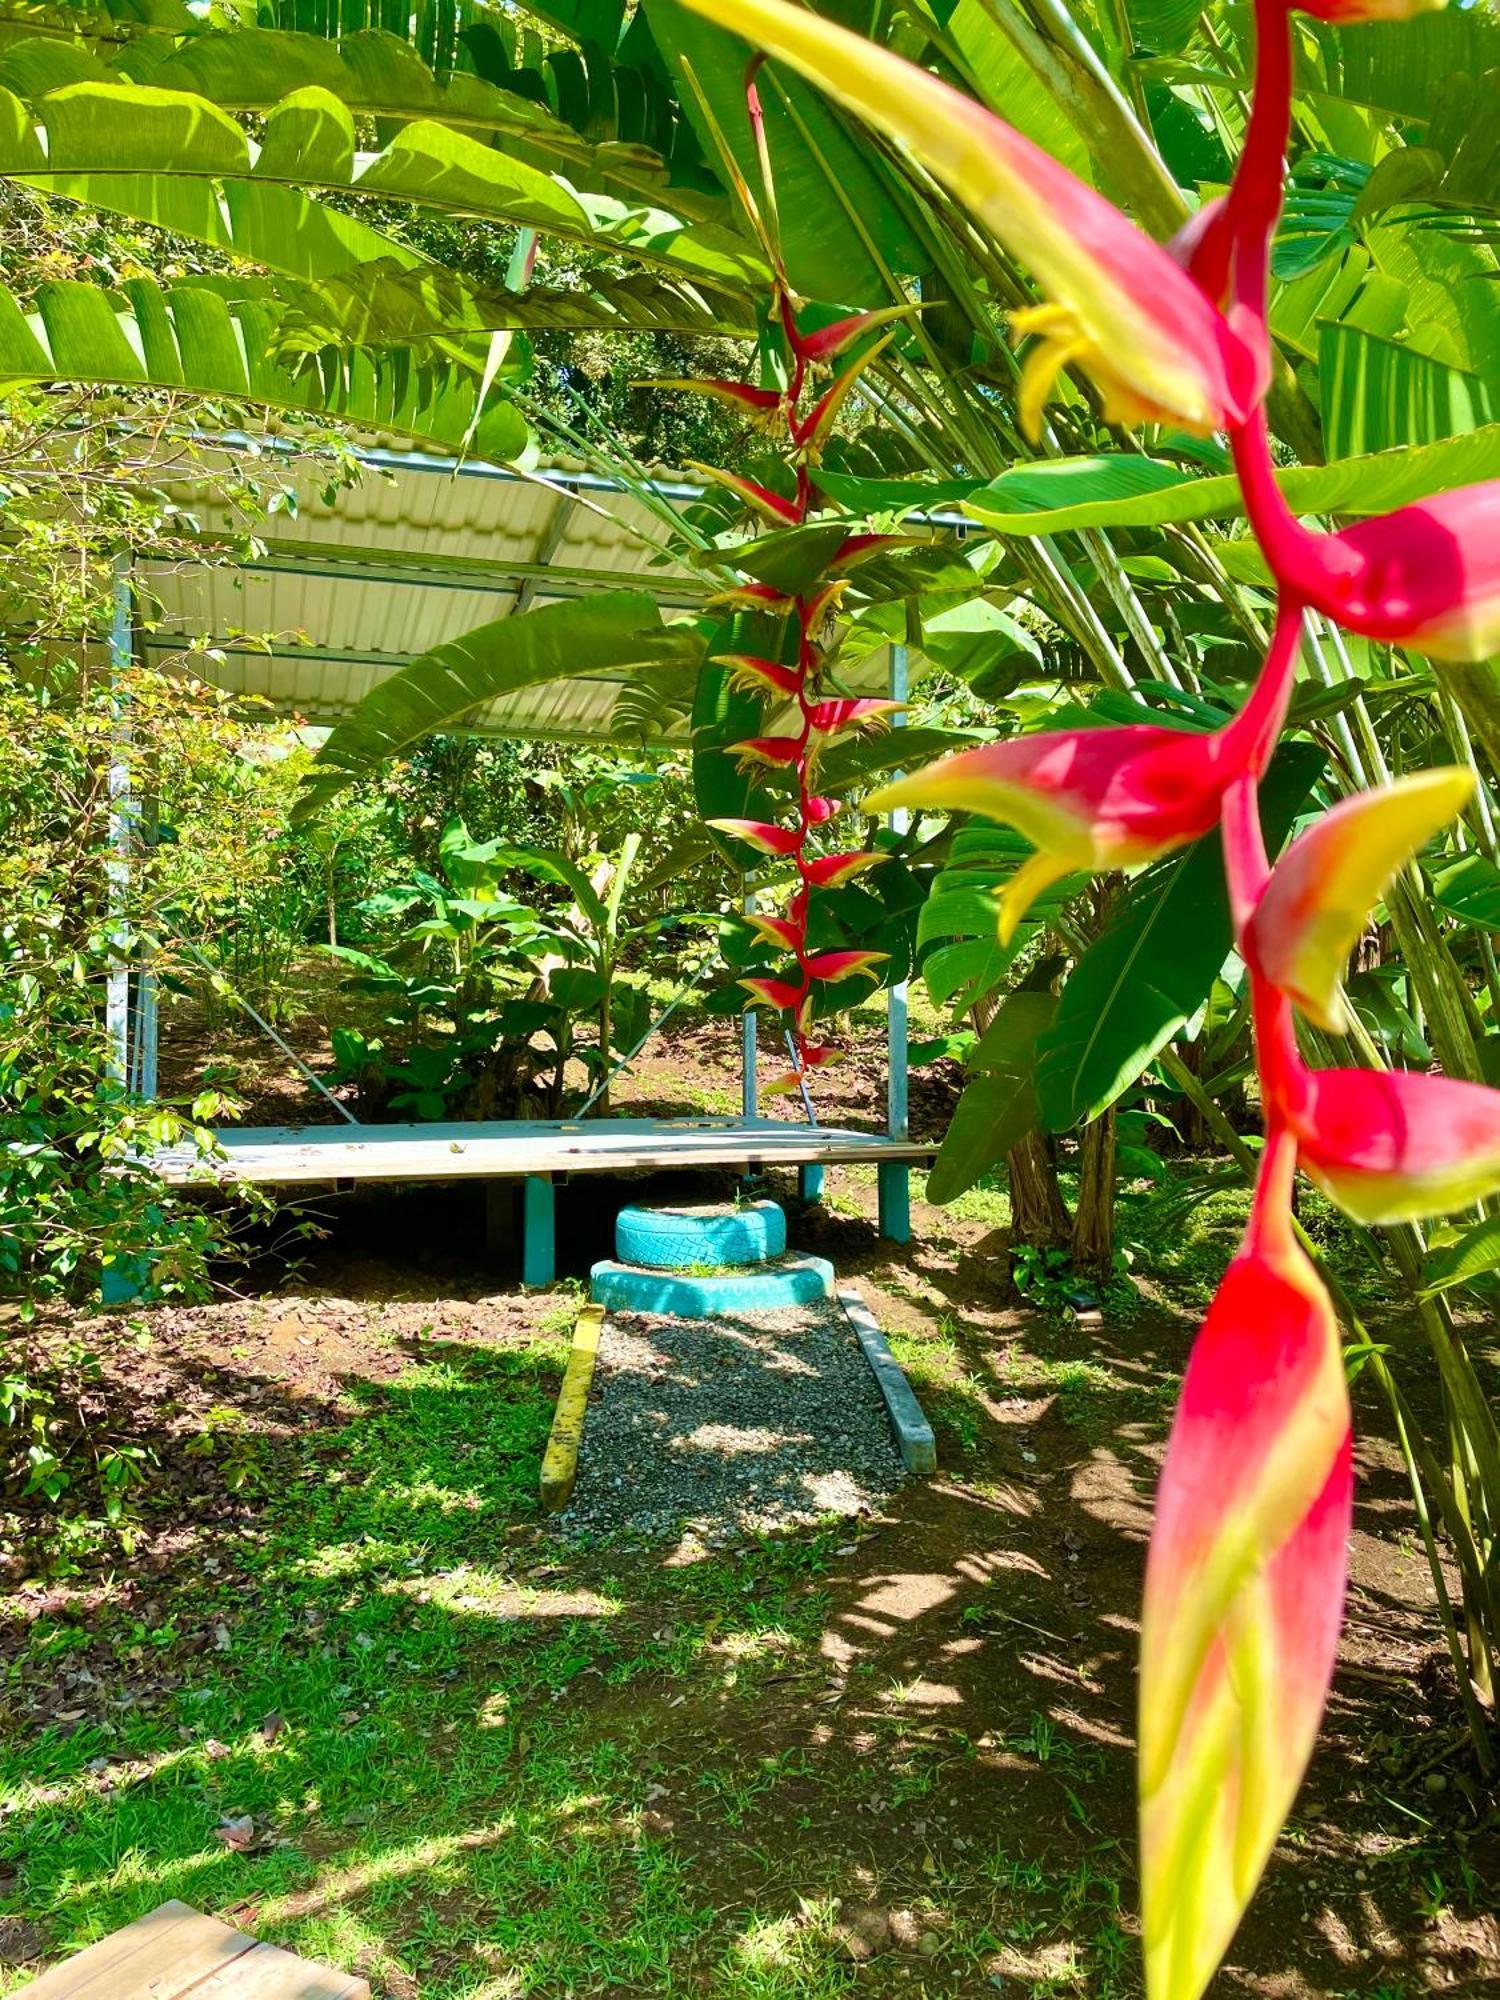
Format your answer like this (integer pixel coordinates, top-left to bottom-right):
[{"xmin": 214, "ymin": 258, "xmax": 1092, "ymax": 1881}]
[
  {"xmin": 838, "ymin": 1287, "xmax": 937, "ymax": 1476},
  {"xmin": 15, "ymin": 1899, "xmax": 369, "ymax": 1999},
  {"xmin": 540, "ymin": 1302, "xmax": 605, "ymax": 1513}
]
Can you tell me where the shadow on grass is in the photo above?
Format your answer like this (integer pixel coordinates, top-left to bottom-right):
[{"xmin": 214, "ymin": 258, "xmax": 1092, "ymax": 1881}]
[{"xmin": 3, "ymin": 1196, "xmax": 1497, "ymax": 1998}]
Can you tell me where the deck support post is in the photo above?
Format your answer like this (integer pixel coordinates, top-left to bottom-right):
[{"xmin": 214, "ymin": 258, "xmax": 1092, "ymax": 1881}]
[
  {"xmin": 877, "ymin": 1160, "xmax": 911, "ymax": 1244},
  {"xmin": 522, "ymin": 1174, "xmax": 556, "ymax": 1287},
  {"xmin": 798, "ymin": 1162, "xmax": 825, "ymax": 1204},
  {"xmin": 879, "ymin": 639, "xmax": 912, "ymax": 1246}
]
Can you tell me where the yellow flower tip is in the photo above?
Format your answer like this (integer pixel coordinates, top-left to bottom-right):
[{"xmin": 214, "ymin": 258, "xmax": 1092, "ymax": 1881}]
[
  {"xmin": 996, "ymin": 849, "xmax": 1071, "ymax": 945},
  {"xmin": 860, "ymin": 770, "xmax": 920, "ymax": 818}
]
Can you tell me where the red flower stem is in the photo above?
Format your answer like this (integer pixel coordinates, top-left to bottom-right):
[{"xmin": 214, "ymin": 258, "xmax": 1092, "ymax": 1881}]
[
  {"xmin": 1243, "ymin": 1117, "xmax": 1300, "ymax": 1262},
  {"xmin": 1218, "ymin": 591, "xmax": 1305, "ymax": 778},
  {"xmin": 1226, "ymin": 0, "xmax": 1295, "ymax": 329}
]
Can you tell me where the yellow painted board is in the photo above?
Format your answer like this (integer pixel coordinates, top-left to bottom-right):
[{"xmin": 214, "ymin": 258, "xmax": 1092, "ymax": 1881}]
[{"xmin": 540, "ymin": 1303, "xmax": 604, "ymax": 1513}]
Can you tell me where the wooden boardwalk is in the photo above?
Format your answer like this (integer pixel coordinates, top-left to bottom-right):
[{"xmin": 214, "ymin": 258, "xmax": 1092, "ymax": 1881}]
[{"xmin": 19, "ymin": 1900, "xmax": 369, "ymax": 1999}]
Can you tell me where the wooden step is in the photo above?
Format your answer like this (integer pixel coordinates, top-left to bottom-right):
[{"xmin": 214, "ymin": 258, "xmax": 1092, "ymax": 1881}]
[{"xmin": 17, "ymin": 1901, "xmax": 369, "ymax": 1999}]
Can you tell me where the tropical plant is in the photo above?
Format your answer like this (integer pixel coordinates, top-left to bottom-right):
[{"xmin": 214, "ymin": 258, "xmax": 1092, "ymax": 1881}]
[{"xmin": 673, "ymin": 1, "xmax": 1500, "ymax": 1997}]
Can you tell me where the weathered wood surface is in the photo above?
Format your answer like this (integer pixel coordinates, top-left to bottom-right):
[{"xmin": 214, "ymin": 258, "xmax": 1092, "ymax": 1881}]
[
  {"xmin": 17, "ymin": 1900, "xmax": 369, "ymax": 2000},
  {"xmin": 150, "ymin": 1116, "xmax": 935, "ymax": 1187}
]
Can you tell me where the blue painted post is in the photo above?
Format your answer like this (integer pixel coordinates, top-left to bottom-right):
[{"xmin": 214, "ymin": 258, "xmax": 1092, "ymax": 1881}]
[
  {"xmin": 881, "ymin": 641, "xmax": 912, "ymax": 1244},
  {"xmin": 799, "ymin": 1162, "xmax": 825, "ymax": 1204},
  {"xmin": 878, "ymin": 1161, "xmax": 911, "ymax": 1244},
  {"xmin": 522, "ymin": 1175, "xmax": 556, "ymax": 1286},
  {"xmin": 103, "ymin": 555, "xmax": 153, "ymax": 1306},
  {"xmin": 741, "ymin": 880, "xmax": 758, "ymax": 1121}
]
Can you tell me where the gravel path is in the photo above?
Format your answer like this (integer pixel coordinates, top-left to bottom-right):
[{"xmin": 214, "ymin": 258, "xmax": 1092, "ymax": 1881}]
[{"xmin": 554, "ymin": 1299, "xmax": 906, "ymax": 1544}]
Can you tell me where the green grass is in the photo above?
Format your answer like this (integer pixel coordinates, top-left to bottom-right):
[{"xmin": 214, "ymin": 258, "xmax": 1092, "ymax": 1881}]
[{"xmin": 0, "ymin": 1325, "xmax": 892, "ymax": 1998}]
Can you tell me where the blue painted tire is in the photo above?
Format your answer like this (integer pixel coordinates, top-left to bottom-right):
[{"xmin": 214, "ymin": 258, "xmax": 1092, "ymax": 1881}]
[
  {"xmin": 590, "ymin": 1253, "xmax": 834, "ymax": 1319},
  {"xmin": 614, "ymin": 1200, "xmax": 786, "ymax": 1270}
]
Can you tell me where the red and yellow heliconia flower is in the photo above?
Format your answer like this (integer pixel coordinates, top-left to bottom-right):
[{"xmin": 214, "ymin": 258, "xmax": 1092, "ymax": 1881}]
[
  {"xmin": 734, "ymin": 733, "xmax": 804, "ymax": 771},
  {"xmin": 807, "ymin": 698, "xmax": 906, "ymax": 739},
  {"xmin": 865, "ymin": 607, "xmax": 1301, "ymax": 941},
  {"xmin": 1236, "ymin": 420, "xmax": 1500, "ymax": 663},
  {"xmin": 802, "ymin": 949, "xmax": 887, "ymax": 983},
  {"xmin": 1290, "ymin": 0, "xmax": 1444, "ymax": 19},
  {"xmin": 1287, "ymin": 1067, "xmax": 1500, "ymax": 1226},
  {"xmin": 1140, "ymin": 1132, "xmax": 1352, "ymax": 2000},
  {"xmin": 706, "ymin": 817, "xmax": 804, "ymax": 856},
  {"xmin": 677, "ymin": 0, "xmax": 1264, "ymax": 439},
  {"xmin": 643, "ymin": 377, "xmax": 785, "ymax": 430},
  {"xmin": 720, "ymin": 653, "xmax": 805, "ymax": 700},
  {"xmin": 691, "ymin": 462, "xmax": 805, "ymax": 526},
  {"xmin": 739, "ymin": 974, "xmax": 805, "ymax": 1011},
  {"xmin": 1245, "ymin": 767, "xmax": 1473, "ymax": 1031},
  {"xmin": 803, "ymin": 849, "xmax": 886, "ymax": 887},
  {"xmin": 744, "ymin": 911, "xmax": 805, "ymax": 954}
]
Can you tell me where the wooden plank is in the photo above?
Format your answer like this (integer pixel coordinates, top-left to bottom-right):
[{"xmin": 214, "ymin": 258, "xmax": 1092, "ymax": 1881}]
[
  {"xmin": 184, "ymin": 1938, "xmax": 368, "ymax": 1999},
  {"xmin": 148, "ymin": 1119, "xmax": 935, "ymax": 1188},
  {"xmin": 16, "ymin": 1900, "xmax": 256, "ymax": 1999}
]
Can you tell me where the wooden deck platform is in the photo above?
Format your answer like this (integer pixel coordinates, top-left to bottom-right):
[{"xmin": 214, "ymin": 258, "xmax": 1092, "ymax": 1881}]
[
  {"xmin": 18, "ymin": 1899, "xmax": 368, "ymax": 1998},
  {"xmin": 145, "ymin": 1116, "xmax": 932, "ymax": 1285},
  {"xmin": 151, "ymin": 1115, "xmax": 934, "ymax": 1187}
]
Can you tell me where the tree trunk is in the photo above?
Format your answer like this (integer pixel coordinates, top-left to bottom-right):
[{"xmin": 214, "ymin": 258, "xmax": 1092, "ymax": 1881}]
[
  {"xmin": 1071, "ymin": 1108, "xmax": 1117, "ymax": 1279},
  {"xmin": 1007, "ymin": 1127, "xmax": 1072, "ymax": 1250}
]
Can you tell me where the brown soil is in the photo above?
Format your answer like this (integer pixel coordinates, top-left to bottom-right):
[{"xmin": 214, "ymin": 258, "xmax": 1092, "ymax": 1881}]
[{"xmin": 13, "ymin": 1007, "xmax": 1500, "ymax": 1997}]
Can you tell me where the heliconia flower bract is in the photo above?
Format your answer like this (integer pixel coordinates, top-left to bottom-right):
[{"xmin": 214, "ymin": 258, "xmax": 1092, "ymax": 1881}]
[
  {"xmin": 705, "ymin": 581, "xmax": 793, "ymax": 612},
  {"xmin": 644, "ymin": 378, "xmax": 784, "ymax": 429},
  {"xmin": 807, "ymin": 698, "xmax": 906, "ymax": 738},
  {"xmin": 1236, "ymin": 425, "xmax": 1500, "ymax": 663},
  {"xmin": 1245, "ymin": 768, "xmax": 1473, "ymax": 1030},
  {"xmin": 802, "ymin": 949, "xmax": 888, "ymax": 983},
  {"xmin": 760, "ymin": 1068, "xmax": 810, "ymax": 1097},
  {"xmin": 739, "ymin": 975, "xmax": 805, "ymax": 1011},
  {"xmin": 705, "ymin": 818, "xmax": 804, "ymax": 856},
  {"xmin": 677, "ymin": 0, "xmax": 1263, "ymax": 439},
  {"xmin": 744, "ymin": 912, "xmax": 805, "ymax": 953},
  {"xmin": 734, "ymin": 734, "xmax": 804, "ymax": 770},
  {"xmin": 802, "ymin": 850, "xmax": 885, "ymax": 887},
  {"xmin": 1288, "ymin": 1067, "xmax": 1500, "ymax": 1226},
  {"xmin": 866, "ymin": 605, "xmax": 1300, "ymax": 941},
  {"xmin": 790, "ymin": 335, "xmax": 895, "ymax": 455},
  {"xmin": 691, "ymin": 462, "xmax": 803, "ymax": 525},
  {"xmin": 720, "ymin": 654, "xmax": 804, "ymax": 700},
  {"xmin": 1140, "ymin": 1135, "xmax": 1352, "ymax": 2000},
  {"xmin": 795, "ymin": 303, "xmax": 917, "ymax": 364},
  {"xmin": 804, "ymin": 795, "xmax": 841, "ymax": 825},
  {"xmin": 1291, "ymin": 0, "xmax": 1444, "ymax": 19}
]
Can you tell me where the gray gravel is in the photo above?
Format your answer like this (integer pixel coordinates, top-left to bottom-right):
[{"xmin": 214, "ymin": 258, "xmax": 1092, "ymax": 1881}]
[{"xmin": 553, "ymin": 1299, "xmax": 905, "ymax": 1544}]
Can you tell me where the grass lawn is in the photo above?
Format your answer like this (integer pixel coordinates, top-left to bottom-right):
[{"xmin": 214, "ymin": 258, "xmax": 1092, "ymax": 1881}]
[{"xmin": 2, "ymin": 1156, "xmax": 1497, "ymax": 1998}]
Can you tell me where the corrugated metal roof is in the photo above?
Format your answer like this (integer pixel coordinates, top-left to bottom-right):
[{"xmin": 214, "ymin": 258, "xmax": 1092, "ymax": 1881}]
[
  {"xmin": 137, "ymin": 449, "xmax": 769, "ymax": 744},
  {"xmin": 138, "ymin": 446, "xmax": 907, "ymax": 744}
]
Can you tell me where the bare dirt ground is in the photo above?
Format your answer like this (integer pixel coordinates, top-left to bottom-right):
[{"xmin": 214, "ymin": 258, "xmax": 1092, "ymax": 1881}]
[{"xmin": 4, "ymin": 1004, "xmax": 1496, "ymax": 1997}]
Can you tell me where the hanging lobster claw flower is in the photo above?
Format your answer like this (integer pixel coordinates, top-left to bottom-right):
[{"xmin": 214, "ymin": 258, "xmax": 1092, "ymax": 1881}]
[
  {"xmin": 643, "ymin": 378, "xmax": 785, "ymax": 430},
  {"xmin": 802, "ymin": 949, "xmax": 888, "ymax": 982},
  {"xmin": 808, "ymin": 698, "xmax": 906, "ymax": 738},
  {"xmin": 761, "ymin": 1068, "xmax": 809, "ymax": 1097},
  {"xmin": 1289, "ymin": 1067, "xmax": 1500, "ymax": 1226},
  {"xmin": 800, "ymin": 578, "xmax": 849, "ymax": 633},
  {"xmin": 829, "ymin": 532, "xmax": 917, "ymax": 570},
  {"xmin": 1140, "ymin": 1135, "xmax": 1352, "ymax": 2000},
  {"xmin": 740, "ymin": 975, "xmax": 805, "ymax": 1010},
  {"xmin": 691, "ymin": 462, "xmax": 804, "ymax": 526},
  {"xmin": 1238, "ymin": 429, "xmax": 1500, "ymax": 664},
  {"xmin": 865, "ymin": 725, "xmax": 1243, "ymax": 944},
  {"xmin": 720, "ymin": 654, "xmax": 805, "ymax": 700},
  {"xmin": 706, "ymin": 818, "xmax": 803, "ymax": 856},
  {"xmin": 677, "ymin": 0, "xmax": 1262, "ymax": 439},
  {"xmin": 801, "ymin": 1042, "xmax": 842, "ymax": 1070},
  {"xmin": 805, "ymin": 795, "xmax": 841, "ymax": 826},
  {"xmin": 1292, "ymin": 0, "xmax": 1444, "ymax": 19},
  {"xmin": 1245, "ymin": 768, "xmax": 1473, "ymax": 1031},
  {"xmin": 795, "ymin": 303, "xmax": 918, "ymax": 365},
  {"xmin": 733, "ymin": 734, "xmax": 805, "ymax": 771},
  {"xmin": 744, "ymin": 911, "xmax": 805, "ymax": 953},
  {"xmin": 803, "ymin": 850, "xmax": 886, "ymax": 887},
  {"xmin": 791, "ymin": 335, "xmax": 896, "ymax": 457},
  {"xmin": 706, "ymin": 581, "xmax": 794, "ymax": 613}
]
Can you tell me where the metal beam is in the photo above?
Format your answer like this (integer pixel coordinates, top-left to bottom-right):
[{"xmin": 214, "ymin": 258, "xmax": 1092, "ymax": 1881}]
[
  {"xmin": 514, "ymin": 493, "xmax": 576, "ymax": 615},
  {"xmin": 887, "ymin": 641, "xmax": 910, "ymax": 1144}
]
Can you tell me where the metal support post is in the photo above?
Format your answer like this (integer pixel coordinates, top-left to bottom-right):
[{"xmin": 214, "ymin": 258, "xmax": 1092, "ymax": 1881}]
[{"xmin": 880, "ymin": 641, "xmax": 912, "ymax": 1243}]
